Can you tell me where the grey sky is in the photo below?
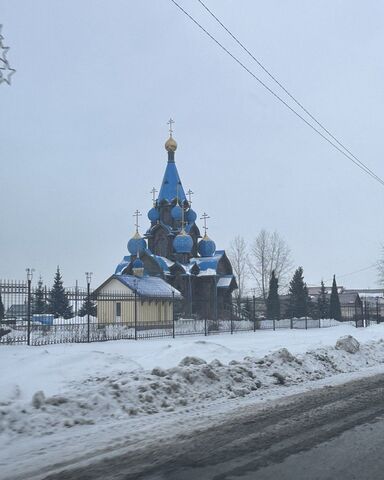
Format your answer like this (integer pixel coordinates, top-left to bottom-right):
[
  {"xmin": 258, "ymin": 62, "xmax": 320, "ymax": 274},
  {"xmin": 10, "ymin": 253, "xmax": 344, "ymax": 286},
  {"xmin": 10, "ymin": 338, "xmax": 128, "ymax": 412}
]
[{"xmin": 1, "ymin": 0, "xmax": 384, "ymax": 289}]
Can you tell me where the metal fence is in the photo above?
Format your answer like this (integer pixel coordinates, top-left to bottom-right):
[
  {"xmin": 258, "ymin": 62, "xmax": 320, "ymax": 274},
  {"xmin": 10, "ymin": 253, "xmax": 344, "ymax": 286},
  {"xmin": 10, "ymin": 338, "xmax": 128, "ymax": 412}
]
[{"xmin": 0, "ymin": 280, "xmax": 379, "ymax": 346}]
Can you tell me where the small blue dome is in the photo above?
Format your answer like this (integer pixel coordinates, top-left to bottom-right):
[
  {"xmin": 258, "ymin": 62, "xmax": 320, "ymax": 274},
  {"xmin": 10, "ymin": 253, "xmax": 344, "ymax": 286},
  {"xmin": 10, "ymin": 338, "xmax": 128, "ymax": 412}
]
[
  {"xmin": 186, "ymin": 208, "xmax": 197, "ymax": 223},
  {"xmin": 148, "ymin": 207, "xmax": 159, "ymax": 222},
  {"xmin": 198, "ymin": 235, "xmax": 216, "ymax": 257},
  {"xmin": 171, "ymin": 204, "xmax": 183, "ymax": 221},
  {"xmin": 127, "ymin": 233, "xmax": 146, "ymax": 255},
  {"xmin": 132, "ymin": 258, "xmax": 144, "ymax": 269},
  {"xmin": 173, "ymin": 231, "xmax": 193, "ymax": 254}
]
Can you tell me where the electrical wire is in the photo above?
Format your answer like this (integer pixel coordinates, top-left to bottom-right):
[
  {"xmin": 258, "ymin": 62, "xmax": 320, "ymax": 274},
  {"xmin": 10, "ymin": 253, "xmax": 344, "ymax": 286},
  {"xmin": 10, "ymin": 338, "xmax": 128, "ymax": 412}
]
[
  {"xmin": 170, "ymin": 0, "xmax": 384, "ymax": 188},
  {"xmin": 197, "ymin": 0, "xmax": 384, "ymax": 186}
]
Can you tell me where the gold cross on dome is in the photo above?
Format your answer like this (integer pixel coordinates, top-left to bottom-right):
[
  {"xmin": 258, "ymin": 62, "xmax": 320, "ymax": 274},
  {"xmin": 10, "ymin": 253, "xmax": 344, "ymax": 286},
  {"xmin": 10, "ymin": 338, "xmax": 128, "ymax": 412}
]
[
  {"xmin": 133, "ymin": 209, "xmax": 142, "ymax": 233},
  {"xmin": 167, "ymin": 118, "xmax": 175, "ymax": 136},
  {"xmin": 200, "ymin": 212, "xmax": 210, "ymax": 235}
]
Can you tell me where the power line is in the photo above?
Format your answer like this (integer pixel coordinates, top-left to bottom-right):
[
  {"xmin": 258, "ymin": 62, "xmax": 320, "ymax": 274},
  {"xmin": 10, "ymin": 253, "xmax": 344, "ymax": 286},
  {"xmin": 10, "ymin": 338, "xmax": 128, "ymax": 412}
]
[
  {"xmin": 196, "ymin": 0, "xmax": 384, "ymax": 187},
  {"xmin": 324, "ymin": 264, "xmax": 377, "ymax": 283},
  {"xmin": 169, "ymin": 0, "xmax": 384, "ymax": 188}
]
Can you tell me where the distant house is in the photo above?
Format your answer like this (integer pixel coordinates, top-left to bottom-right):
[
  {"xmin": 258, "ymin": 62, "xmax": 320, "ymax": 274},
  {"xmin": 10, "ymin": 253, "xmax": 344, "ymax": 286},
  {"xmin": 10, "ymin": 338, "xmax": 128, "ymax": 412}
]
[
  {"xmin": 5, "ymin": 304, "xmax": 28, "ymax": 320},
  {"xmin": 94, "ymin": 273, "xmax": 182, "ymax": 327},
  {"xmin": 338, "ymin": 292, "xmax": 363, "ymax": 320}
]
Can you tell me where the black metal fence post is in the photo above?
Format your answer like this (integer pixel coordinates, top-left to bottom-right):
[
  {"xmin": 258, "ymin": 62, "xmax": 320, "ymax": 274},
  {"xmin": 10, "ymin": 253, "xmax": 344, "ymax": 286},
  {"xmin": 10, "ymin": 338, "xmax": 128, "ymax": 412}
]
[
  {"xmin": 87, "ymin": 281, "xmax": 90, "ymax": 343},
  {"xmin": 172, "ymin": 292, "xmax": 175, "ymax": 339},
  {"xmin": 273, "ymin": 318, "xmax": 276, "ymax": 331},
  {"xmin": 134, "ymin": 288, "xmax": 138, "ymax": 340},
  {"xmin": 305, "ymin": 317, "xmax": 308, "ymax": 330},
  {"xmin": 376, "ymin": 298, "xmax": 380, "ymax": 324},
  {"xmin": 204, "ymin": 317, "xmax": 207, "ymax": 336},
  {"xmin": 27, "ymin": 272, "xmax": 32, "ymax": 346}
]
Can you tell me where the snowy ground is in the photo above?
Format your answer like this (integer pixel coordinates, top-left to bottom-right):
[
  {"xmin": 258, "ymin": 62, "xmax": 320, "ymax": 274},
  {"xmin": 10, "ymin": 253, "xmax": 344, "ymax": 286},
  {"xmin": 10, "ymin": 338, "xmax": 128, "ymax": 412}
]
[{"xmin": 2, "ymin": 323, "xmax": 384, "ymax": 479}]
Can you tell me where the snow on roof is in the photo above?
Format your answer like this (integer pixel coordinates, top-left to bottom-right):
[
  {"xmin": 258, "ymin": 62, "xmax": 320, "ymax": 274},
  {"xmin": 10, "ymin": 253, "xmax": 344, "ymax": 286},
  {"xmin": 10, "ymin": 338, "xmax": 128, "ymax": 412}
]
[
  {"xmin": 189, "ymin": 251, "xmax": 225, "ymax": 272},
  {"xmin": 114, "ymin": 256, "xmax": 131, "ymax": 275},
  {"xmin": 116, "ymin": 275, "xmax": 182, "ymax": 298}
]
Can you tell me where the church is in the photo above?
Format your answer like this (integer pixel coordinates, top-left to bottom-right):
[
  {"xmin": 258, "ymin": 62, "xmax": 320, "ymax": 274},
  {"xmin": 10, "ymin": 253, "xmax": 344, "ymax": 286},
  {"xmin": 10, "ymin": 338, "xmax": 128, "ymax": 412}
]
[{"xmin": 114, "ymin": 121, "xmax": 237, "ymax": 319}]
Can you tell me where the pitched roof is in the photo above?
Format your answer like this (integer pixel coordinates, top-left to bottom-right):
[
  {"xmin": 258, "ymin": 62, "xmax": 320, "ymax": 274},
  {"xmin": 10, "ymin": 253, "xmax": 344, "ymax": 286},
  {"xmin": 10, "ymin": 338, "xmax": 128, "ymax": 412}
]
[
  {"xmin": 158, "ymin": 159, "xmax": 186, "ymax": 203},
  {"xmin": 116, "ymin": 275, "xmax": 182, "ymax": 298}
]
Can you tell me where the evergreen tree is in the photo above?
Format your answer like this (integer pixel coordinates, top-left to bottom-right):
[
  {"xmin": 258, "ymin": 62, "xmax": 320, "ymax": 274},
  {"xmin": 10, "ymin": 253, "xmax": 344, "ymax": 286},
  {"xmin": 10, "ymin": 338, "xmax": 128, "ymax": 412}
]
[
  {"xmin": 78, "ymin": 296, "xmax": 97, "ymax": 317},
  {"xmin": 329, "ymin": 275, "xmax": 341, "ymax": 321},
  {"xmin": 317, "ymin": 280, "xmax": 329, "ymax": 319},
  {"xmin": 0, "ymin": 292, "xmax": 4, "ymax": 322},
  {"xmin": 33, "ymin": 277, "xmax": 47, "ymax": 314},
  {"xmin": 266, "ymin": 270, "xmax": 280, "ymax": 319},
  {"xmin": 47, "ymin": 267, "xmax": 73, "ymax": 319},
  {"xmin": 288, "ymin": 267, "xmax": 309, "ymax": 318}
]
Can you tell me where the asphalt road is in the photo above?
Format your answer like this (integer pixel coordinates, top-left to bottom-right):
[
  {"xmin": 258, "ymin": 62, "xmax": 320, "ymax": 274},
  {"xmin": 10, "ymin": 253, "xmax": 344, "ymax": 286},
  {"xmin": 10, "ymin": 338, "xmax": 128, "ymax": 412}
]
[{"xmin": 44, "ymin": 374, "xmax": 384, "ymax": 480}]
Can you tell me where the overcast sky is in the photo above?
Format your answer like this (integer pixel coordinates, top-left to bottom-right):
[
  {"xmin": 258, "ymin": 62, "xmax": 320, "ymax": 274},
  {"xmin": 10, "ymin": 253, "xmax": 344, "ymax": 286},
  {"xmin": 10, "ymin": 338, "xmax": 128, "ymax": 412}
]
[{"xmin": 1, "ymin": 0, "xmax": 384, "ymax": 290}]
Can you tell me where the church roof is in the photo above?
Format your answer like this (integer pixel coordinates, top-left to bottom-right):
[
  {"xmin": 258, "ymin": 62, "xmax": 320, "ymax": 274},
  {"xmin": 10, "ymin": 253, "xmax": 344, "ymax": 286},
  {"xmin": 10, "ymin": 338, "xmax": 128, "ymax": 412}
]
[
  {"xmin": 158, "ymin": 158, "xmax": 186, "ymax": 203},
  {"xmin": 117, "ymin": 275, "xmax": 182, "ymax": 298}
]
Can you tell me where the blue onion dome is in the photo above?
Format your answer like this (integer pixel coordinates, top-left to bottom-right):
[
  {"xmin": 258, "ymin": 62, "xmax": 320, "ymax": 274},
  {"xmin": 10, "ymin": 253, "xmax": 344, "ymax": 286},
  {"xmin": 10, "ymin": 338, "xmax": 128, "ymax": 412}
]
[
  {"xmin": 173, "ymin": 230, "xmax": 193, "ymax": 254},
  {"xmin": 148, "ymin": 207, "xmax": 159, "ymax": 222},
  {"xmin": 127, "ymin": 232, "xmax": 146, "ymax": 255},
  {"xmin": 132, "ymin": 257, "xmax": 144, "ymax": 269},
  {"xmin": 186, "ymin": 208, "xmax": 197, "ymax": 223},
  {"xmin": 198, "ymin": 234, "xmax": 216, "ymax": 257},
  {"xmin": 171, "ymin": 204, "xmax": 183, "ymax": 220}
]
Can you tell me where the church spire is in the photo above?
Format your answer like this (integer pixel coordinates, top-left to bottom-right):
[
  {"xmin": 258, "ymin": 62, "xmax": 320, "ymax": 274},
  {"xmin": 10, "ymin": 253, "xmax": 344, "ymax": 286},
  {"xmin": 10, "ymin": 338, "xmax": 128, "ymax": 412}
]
[{"xmin": 158, "ymin": 119, "xmax": 186, "ymax": 203}]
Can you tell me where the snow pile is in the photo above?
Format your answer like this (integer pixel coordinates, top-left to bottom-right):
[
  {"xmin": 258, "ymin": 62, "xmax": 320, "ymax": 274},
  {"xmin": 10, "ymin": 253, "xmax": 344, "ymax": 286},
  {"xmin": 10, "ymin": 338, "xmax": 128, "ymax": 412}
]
[{"xmin": 1, "ymin": 335, "xmax": 384, "ymax": 440}]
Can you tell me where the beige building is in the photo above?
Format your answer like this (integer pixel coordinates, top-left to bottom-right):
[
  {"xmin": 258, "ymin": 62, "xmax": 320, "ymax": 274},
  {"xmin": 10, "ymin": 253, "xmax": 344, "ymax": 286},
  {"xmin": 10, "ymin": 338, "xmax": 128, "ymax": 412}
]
[{"xmin": 94, "ymin": 273, "xmax": 182, "ymax": 328}]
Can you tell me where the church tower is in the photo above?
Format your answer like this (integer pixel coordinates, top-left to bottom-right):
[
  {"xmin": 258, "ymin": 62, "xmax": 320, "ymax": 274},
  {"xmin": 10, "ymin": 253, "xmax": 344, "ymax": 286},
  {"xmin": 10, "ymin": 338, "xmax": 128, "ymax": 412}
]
[
  {"xmin": 115, "ymin": 120, "xmax": 237, "ymax": 319},
  {"xmin": 145, "ymin": 119, "xmax": 200, "ymax": 262}
]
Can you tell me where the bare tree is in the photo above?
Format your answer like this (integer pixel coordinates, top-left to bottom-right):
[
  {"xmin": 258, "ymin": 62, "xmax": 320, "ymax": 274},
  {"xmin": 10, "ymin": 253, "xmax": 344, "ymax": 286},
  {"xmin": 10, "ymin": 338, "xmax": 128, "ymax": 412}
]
[
  {"xmin": 248, "ymin": 230, "xmax": 292, "ymax": 302},
  {"xmin": 228, "ymin": 235, "xmax": 248, "ymax": 303}
]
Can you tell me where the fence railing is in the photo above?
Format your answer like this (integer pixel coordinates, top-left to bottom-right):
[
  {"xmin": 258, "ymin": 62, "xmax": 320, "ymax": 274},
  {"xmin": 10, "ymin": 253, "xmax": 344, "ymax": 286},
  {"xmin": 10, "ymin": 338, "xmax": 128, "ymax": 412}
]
[{"xmin": 0, "ymin": 281, "xmax": 380, "ymax": 346}]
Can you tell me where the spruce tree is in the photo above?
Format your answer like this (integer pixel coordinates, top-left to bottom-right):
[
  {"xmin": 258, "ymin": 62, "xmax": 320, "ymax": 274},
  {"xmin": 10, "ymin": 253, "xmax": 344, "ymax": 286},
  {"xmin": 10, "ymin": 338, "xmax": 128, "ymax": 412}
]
[
  {"xmin": 317, "ymin": 280, "xmax": 329, "ymax": 319},
  {"xmin": 0, "ymin": 292, "xmax": 4, "ymax": 322},
  {"xmin": 288, "ymin": 267, "xmax": 309, "ymax": 318},
  {"xmin": 329, "ymin": 275, "xmax": 342, "ymax": 321},
  {"xmin": 33, "ymin": 277, "xmax": 47, "ymax": 314},
  {"xmin": 47, "ymin": 267, "xmax": 73, "ymax": 319},
  {"xmin": 266, "ymin": 270, "xmax": 280, "ymax": 319},
  {"xmin": 78, "ymin": 296, "xmax": 97, "ymax": 317}
]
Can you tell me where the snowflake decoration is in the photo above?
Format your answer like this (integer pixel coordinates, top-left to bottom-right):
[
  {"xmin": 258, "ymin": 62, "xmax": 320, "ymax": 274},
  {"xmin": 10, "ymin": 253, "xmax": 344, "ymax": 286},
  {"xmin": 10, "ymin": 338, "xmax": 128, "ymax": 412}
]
[{"xmin": 0, "ymin": 24, "xmax": 16, "ymax": 85}]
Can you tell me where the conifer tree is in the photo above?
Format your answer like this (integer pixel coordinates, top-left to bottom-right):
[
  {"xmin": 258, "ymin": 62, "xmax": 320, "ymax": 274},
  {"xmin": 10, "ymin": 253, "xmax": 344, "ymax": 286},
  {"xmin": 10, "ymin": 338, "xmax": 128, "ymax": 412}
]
[
  {"xmin": 47, "ymin": 267, "xmax": 73, "ymax": 319},
  {"xmin": 317, "ymin": 280, "xmax": 329, "ymax": 319},
  {"xmin": 78, "ymin": 296, "xmax": 97, "ymax": 317},
  {"xmin": 288, "ymin": 267, "xmax": 309, "ymax": 318},
  {"xmin": 33, "ymin": 277, "xmax": 47, "ymax": 314},
  {"xmin": 266, "ymin": 270, "xmax": 280, "ymax": 319},
  {"xmin": 329, "ymin": 275, "xmax": 342, "ymax": 321},
  {"xmin": 0, "ymin": 292, "xmax": 4, "ymax": 322}
]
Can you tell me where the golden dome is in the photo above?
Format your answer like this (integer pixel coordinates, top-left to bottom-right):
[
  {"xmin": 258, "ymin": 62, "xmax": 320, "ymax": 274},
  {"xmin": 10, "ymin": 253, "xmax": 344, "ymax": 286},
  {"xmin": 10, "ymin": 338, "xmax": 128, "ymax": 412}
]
[{"xmin": 165, "ymin": 135, "xmax": 177, "ymax": 152}]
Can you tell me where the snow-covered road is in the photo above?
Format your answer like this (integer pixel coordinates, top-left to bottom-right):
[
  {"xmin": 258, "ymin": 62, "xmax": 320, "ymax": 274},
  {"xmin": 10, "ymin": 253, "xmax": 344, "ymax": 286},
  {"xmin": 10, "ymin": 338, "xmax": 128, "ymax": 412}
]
[{"xmin": 1, "ymin": 323, "xmax": 384, "ymax": 479}]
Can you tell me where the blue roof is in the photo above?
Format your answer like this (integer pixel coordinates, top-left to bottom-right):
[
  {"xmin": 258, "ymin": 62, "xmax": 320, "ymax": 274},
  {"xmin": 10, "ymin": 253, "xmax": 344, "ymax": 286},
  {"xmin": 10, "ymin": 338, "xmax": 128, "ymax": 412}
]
[
  {"xmin": 115, "ymin": 255, "xmax": 131, "ymax": 275},
  {"xmin": 190, "ymin": 250, "xmax": 225, "ymax": 272},
  {"xmin": 116, "ymin": 275, "xmax": 182, "ymax": 298},
  {"xmin": 152, "ymin": 254, "xmax": 174, "ymax": 273},
  {"xmin": 158, "ymin": 159, "xmax": 186, "ymax": 203}
]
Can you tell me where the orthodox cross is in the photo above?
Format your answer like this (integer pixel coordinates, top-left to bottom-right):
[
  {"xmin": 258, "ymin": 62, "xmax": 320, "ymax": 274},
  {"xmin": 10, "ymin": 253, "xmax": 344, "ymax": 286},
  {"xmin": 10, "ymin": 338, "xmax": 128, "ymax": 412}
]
[
  {"xmin": 167, "ymin": 118, "xmax": 175, "ymax": 136},
  {"xmin": 133, "ymin": 209, "xmax": 142, "ymax": 233},
  {"xmin": 150, "ymin": 187, "xmax": 158, "ymax": 205},
  {"xmin": 200, "ymin": 212, "xmax": 210, "ymax": 235},
  {"xmin": 186, "ymin": 189, "xmax": 194, "ymax": 205}
]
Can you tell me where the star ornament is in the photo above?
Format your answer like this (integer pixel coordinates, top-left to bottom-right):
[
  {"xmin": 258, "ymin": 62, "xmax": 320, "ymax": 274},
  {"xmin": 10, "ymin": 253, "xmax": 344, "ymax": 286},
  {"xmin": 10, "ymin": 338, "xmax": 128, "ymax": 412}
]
[
  {"xmin": 0, "ymin": 24, "xmax": 16, "ymax": 85},
  {"xmin": 0, "ymin": 61, "xmax": 16, "ymax": 85}
]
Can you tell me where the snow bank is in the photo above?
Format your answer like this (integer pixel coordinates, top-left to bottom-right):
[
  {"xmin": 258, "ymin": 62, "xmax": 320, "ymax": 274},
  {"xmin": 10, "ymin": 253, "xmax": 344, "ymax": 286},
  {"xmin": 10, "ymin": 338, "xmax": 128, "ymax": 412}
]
[{"xmin": 2, "ymin": 333, "xmax": 384, "ymax": 441}]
